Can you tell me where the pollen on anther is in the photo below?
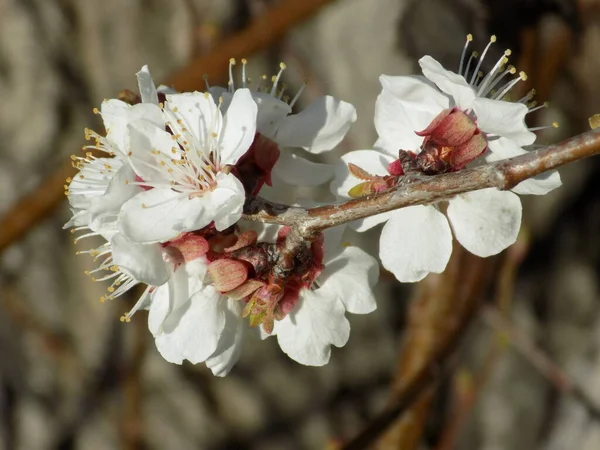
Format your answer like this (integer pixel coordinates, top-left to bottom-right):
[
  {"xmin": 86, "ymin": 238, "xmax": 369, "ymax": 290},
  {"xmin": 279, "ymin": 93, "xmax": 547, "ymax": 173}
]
[
  {"xmin": 141, "ymin": 203, "xmax": 147, "ymax": 208},
  {"xmin": 466, "ymin": 33, "xmax": 473, "ymax": 41},
  {"xmin": 229, "ymin": 57, "xmax": 236, "ymax": 65},
  {"xmin": 93, "ymin": 107, "xmax": 99, "ymax": 114},
  {"xmin": 490, "ymin": 35, "xmax": 497, "ymax": 43},
  {"xmin": 519, "ymin": 71, "xmax": 528, "ymax": 81},
  {"xmin": 505, "ymin": 49, "xmax": 512, "ymax": 56},
  {"xmin": 279, "ymin": 62, "xmax": 287, "ymax": 70},
  {"xmin": 241, "ymin": 58, "xmax": 247, "ymax": 64},
  {"xmin": 552, "ymin": 122, "xmax": 559, "ymax": 128}
]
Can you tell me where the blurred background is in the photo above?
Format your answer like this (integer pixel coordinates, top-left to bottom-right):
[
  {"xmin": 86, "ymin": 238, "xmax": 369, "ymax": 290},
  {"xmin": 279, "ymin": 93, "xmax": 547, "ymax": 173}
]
[{"xmin": 1, "ymin": 0, "xmax": 600, "ymax": 449}]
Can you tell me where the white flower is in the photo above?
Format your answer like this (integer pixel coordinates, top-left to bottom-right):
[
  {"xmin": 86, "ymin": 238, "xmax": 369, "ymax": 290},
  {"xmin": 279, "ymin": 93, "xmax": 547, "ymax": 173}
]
[
  {"xmin": 147, "ymin": 257, "xmax": 246, "ymax": 376},
  {"xmin": 272, "ymin": 244, "xmax": 379, "ymax": 366},
  {"xmin": 117, "ymin": 87, "xmax": 258, "ymax": 243},
  {"xmin": 210, "ymin": 59, "xmax": 357, "ymax": 187},
  {"xmin": 332, "ymin": 36, "xmax": 562, "ymax": 282},
  {"xmin": 375, "ymin": 35, "xmax": 561, "ymax": 194}
]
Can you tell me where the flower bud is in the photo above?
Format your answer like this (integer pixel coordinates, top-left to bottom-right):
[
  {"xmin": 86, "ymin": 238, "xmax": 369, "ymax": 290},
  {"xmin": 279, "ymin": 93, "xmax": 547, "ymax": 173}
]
[
  {"xmin": 415, "ymin": 108, "xmax": 487, "ymax": 173},
  {"xmin": 207, "ymin": 259, "xmax": 249, "ymax": 292}
]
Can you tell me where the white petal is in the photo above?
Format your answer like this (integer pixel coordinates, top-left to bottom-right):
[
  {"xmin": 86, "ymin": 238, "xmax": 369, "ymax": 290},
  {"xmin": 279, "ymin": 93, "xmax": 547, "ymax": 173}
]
[
  {"xmin": 219, "ymin": 88, "xmax": 258, "ymax": 165},
  {"xmin": 251, "ymin": 92, "xmax": 291, "ymax": 138},
  {"xmin": 110, "ymin": 234, "xmax": 170, "ymax": 286},
  {"xmin": 166, "ymin": 91, "xmax": 220, "ymax": 144},
  {"xmin": 118, "ymin": 188, "xmax": 195, "ymax": 243},
  {"xmin": 447, "ymin": 188, "xmax": 522, "ymax": 257},
  {"xmin": 380, "ymin": 205, "xmax": 453, "ymax": 282},
  {"xmin": 154, "ymin": 285, "xmax": 226, "ymax": 365},
  {"xmin": 273, "ymin": 288, "xmax": 349, "ymax": 366},
  {"xmin": 148, "ymin": 267, "xmax": 195, "ymax": 335},
  {"xmin": 486, "ymin": 136, "xmax": 526, "ymax": 161},
  {"xmin": 118, "ymin": 173, "xmax": 245, "ymax": 242},
  {"xmin": 472, "ymin": 97, "xmax": 536, "ymax": 145},
  {"xmin": 375, "ymin": 76, "xmax": 448, "ymax": 155},
  {"xmin": 136, "ymin": 65, "xmax": 158, "ymax": 105},
  {"xmin": 323, "ymin": 224, "xmax": 346, "ymax": 255},
  {"xmin": 511, "ymin": 171, "xmax": 562, "ymax": 195},
  {"xmin": 148, "ymin": 283, "xmax": 171, "ymax": 336},
  {"xmin": 331, "ymin": 149, "xmax": 392, "ymax": 200},
  {"xmin": 321, "ymin": 246, "xmax": 379, "ymax": 314},
  {"xmin": 418, "ymin": 56, "xmax": 476, "ymax": 110},
  {"xmin": 485, "ymin": 138, "xmax": 562, "ymax": 195},
  {"xmin": 89, "ymin": 165, "xmax": 143, "ymax": 231},
  {"xmin": 351, "ymin": 212, "xmax": 395, "ymax": 232},
  {"xmin": 210, "ymin": 172, "xmax": 246, "ymax": 231},
  {"xmin": 272, "ymin": 152, "xmax": 334, "ymax": 186},
  {"xmin": 205, "ymin": 298, "xmax": 245, "ymax": 376},
  {"xmin": 274, "ymin": 96, "xmax": 357, "ymax": 153},
  {"xmin": 101, "ymin": 100, "xmax": 163, "ymax": 151},
  {"xmin": 126, "ymin": 119, "xmax": 181, "ymax": 183}
]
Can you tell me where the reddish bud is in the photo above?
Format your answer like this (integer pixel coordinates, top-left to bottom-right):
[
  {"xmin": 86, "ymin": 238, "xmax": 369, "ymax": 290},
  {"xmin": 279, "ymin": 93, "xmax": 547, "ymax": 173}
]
[
  {"xmin": 163, "ymin": 232, "xmax": 209, "ymax": 263},
  {"xmin": 234, "ymin": 133, "xmax": 280, "ymax": 195},
  {"xmin": 224, "ymin": 230, "xmax": 258, "ymax": 253},
  {"xmin": 415, "ymin": 108, "xmax": 487, "ymax": 174},
  {"xmin": 207, "ymin": 233, "xmax": 238, "ymax": 254},
  {"xmin": 207, "ymin": 259, "xmax": 249, "ymax": 292},
  {"xmin": 226, "ymin": 279, "xmax": 265, "ymax": 300},
  {"xmin": 450, "ymin": 131, "xmax": 487, "ymax": 170},
  {"xmin": 243, "ymin": 283, "xmax": 283, "ymax": 334},
  {"xmin": 387, "ymin": 159, "xmax": 404, "ymax": 176},
  {"xmin": 416, "ymin": 108, "xmax": 477, "ymax": 147},
  {"xmin": 231, "ymin": 243, "xmax": 274, "ymax": 275}
]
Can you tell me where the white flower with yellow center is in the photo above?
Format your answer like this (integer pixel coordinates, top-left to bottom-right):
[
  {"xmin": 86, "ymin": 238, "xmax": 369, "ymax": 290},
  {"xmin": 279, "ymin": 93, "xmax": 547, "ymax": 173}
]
[{"xmin": 117, "ymin": 87, "xmax": 258, "ymax": 244}]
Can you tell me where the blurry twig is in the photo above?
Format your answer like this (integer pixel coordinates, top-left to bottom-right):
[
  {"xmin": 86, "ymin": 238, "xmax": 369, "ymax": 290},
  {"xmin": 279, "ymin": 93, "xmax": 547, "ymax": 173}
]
[
  {"xmin": 482, "ymin": 305, "xmax": 600, "ymax": 420},
  {"xmin": 0, "ymin": 0, "xmax": 339, "ymax": 256},
  {"xmin": 1, "ymin": 283, "xmax": 75, "ymax": 362},
  {"xmin": 164, "ymin": 0, "xmax": 339, "ymax": 91},
  {"xmin": 340, "ymin": 247, "xmax": 494, "ymax": 450},
  {"xmin": 434, "ymin": 231, "xmax": 530, "ymax": 450}
]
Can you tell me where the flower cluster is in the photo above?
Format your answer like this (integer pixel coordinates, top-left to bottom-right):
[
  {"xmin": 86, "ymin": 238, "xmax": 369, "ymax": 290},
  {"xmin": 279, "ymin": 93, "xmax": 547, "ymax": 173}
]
[
  {"xmin": 66, "ymin": 62, "xmax": 375, "ymax": 375},
  {"xmin": 66, "ymin": 36, "xmax": 562, "ymax": 375},
  {"xmin": 332, "ymin": 35, "xmax": 561, "ymax": 282}
]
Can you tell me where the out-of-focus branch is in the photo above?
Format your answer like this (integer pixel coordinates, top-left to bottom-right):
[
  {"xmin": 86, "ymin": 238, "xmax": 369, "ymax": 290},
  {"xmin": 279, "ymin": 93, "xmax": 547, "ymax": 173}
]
[
  {"xmin": 244, "ymin": 128, "xmax": 600, "ymax": 235},
  {"xmin": 0, "ymin": 0, "xmax": 338, "ymax": 255},
  {"xmin": 482, "ymin": 305, "xmax": 600, "ymax": 420},
  {"xmin": 165, "ymin": 0, "xmax": 339, "ymax": 91},
  {"xmin": 340, "ymin": 248, "xmax": 493, "ymax": 450}
]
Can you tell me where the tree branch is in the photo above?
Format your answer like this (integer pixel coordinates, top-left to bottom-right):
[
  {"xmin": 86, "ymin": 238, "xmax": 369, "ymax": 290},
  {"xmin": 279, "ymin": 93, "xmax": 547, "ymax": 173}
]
[{"xmin": 243, "ymin": 128, "xmax": 600, "ymax": 236}]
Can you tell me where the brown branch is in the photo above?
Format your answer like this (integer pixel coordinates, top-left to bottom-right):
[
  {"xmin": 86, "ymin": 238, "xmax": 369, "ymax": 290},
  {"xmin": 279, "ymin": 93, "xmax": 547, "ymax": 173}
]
[
  {"xmin": 340, "ymin": 247, "xmax": 492, "ymax": 450},
  {"xmin": 482, "ymin": 305, "xmax": 600, "ymax": 420},
  {"xmin": 0, "ymin": 0, "xmax": 338, "ymax": 256},
  {"xmin": 244, "ymin": 128, "xmax": 600, "ymax": 235},
  {"xmin": 165, "ymin": 0, "xmax": 340, "ymax": 91}
]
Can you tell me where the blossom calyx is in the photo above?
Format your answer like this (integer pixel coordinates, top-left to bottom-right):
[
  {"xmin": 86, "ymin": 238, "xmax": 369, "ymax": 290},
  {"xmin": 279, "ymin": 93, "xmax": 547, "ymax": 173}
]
[{"xmin": 415, "ymin": 108, "xmax": 487, "ymax": 174}]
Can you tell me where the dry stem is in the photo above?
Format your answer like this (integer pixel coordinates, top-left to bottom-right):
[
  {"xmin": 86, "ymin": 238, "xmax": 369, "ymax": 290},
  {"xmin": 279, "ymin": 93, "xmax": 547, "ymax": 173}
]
[{"xmin": 244, "ymin": 128, "xmax": 600, "ymax": 236}]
